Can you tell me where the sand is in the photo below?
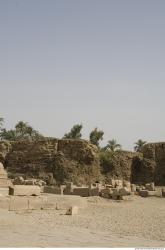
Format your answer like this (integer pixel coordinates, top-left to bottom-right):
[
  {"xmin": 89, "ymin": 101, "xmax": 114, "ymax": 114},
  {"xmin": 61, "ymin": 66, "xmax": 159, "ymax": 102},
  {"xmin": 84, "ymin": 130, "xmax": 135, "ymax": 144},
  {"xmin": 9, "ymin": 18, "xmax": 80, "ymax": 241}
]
[{"xmin": 0, "ymin": 195, "xmax": 165, "ymax": 247}]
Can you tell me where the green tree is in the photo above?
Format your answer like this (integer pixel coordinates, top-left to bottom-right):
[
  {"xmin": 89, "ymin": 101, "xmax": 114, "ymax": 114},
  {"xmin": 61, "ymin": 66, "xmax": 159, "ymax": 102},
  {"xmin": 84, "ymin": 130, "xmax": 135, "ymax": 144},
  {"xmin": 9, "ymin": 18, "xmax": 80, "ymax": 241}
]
[
  {"xmin": 104, "ymin": 139, "xmax": 121, "ymax": 152},
  {"xmin": 1, "ymin": 120, "xmax": 43, "ymax": 141},
  {"xmin": 134, "ymin": 139, "xmax": 147, "ymax": 152},
  {"xmin": 15, "ymin": 121, "xmax": 29, "ymax": 137},
  {"xmin": 63, "ymin": 124, "xmax": 83, "ymax": 139},
  {"xmin": 0, "ymin": 117, "xmax": 4, "ymax": 129},
  {"xmin": 0, "ymin": 128, "xmax": 17, "ymax": 140},
  {"xmin": 89, "ymin": 127, "xmax": 104, "ymax": 147}
]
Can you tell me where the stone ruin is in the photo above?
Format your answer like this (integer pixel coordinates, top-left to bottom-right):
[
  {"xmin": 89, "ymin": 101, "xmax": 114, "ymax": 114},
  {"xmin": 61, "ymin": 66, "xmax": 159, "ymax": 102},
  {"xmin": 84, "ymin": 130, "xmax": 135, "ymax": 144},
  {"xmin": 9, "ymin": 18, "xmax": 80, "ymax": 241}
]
[{"xmin": 0, "ymin": 162, "xmax": 10, "ymax": 187}]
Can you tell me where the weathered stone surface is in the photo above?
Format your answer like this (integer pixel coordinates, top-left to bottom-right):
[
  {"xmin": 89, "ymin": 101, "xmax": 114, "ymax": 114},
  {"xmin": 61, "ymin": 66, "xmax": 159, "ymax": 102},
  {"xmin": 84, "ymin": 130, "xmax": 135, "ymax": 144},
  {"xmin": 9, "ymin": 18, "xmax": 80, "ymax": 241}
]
[
  {"xmin": 139, "ymin": 190, "xmax": 148, "ymax": 197},
  {"xmin": 0, "ymin": 196, "xmax": 10, "ymax": 209},
  {"xmin": 44, "ymin": 186, "xmax": 63, "ymax": 195},
  {"xmin": 1, "ymin": 139, "xmax": 165, "ymax": 185},
  {"xmin": 145, "ymin": 182, "xmax": 155, "ymax": 191},
  {"xmin": 131, "ymin": 184, "xmax": 136, "ymax": 192},
  {"xmin": 0, "ymin": 187, "xmax": 9, "ymax": 196},
  {"xmin": 72, "ymin": 187, "xmax": 89, "ymax": 197},
  {"xmin": 162, "ymin": 188, "xmax": 165, "ymax": 197},
  {"xmin": 28, "ymin": 196, "xmax": 42, "ymax": 210},
  {"xmin": 9, "ymin": 196, "xmax": 29, "ymax": 211},
  {"xmin": 2, "ymin": 139, "xmax": 101, "ymax": 186},
  {"xmin": 9, "ymin": 185, "xmax": 41, "ymax": 196},
  {"xmin": 0, "ymin": 162, "xmax": 10, "ymax": 187},
  {"xmin": 101, "ymin": 151, "xmax": 140, "ymax": 183},
  {"xmin": 139, "ymin": 189, "xmax": 162, "ymax": 198},
  {"xmin": 41, "ymin": 195, "xmax": 57, "ymax": 210}
]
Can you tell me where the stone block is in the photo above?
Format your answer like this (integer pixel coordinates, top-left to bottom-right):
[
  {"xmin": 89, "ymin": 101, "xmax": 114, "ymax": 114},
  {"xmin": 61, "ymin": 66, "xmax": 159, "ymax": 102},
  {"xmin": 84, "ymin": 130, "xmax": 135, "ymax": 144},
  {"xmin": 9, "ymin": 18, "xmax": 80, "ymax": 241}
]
[
  {"xmin": 145, "ymin": 182, "xmax": 155, "ymax": 191},
  {"xmin": 108, "ymin": 178, "xmax": 115, "ymax": 187},
  {"xmin": 0, "ymin": 179, "xmax": 10, "ymax": 187},
  {"xmin": 44, "ymin": 186, "xmax": 63, "ymax": 195},
  {"xmin": 114, "ymin": 179, "xmax": 123, "ymax": 188},
  {"xmin": 0, "ymin": 187, "xmax": 9, "ymax": 196},
  {"xmin": 55, "ymin": 194, "xmax": 87, "ymax": 210},
  {"xmin": 123, "ymin": 180, "xmax": 131, "ymax": 189},
  {"xmin": 131, "ymin": 184, "xmax": 136, "ymax": 192},
  {"xmin": 147, "ymin": 190, "xmax": 162, "ymax": 197},
  {"xmin": 9, "ymin": 196, "xmax": 28, "ymax": 211},
  {"xmin": 139, "ymin": 189, "xmax": 161, "ymax": 198},
  {"xmin": 72, "ymin": 187, "xmax": 89, "ymax": 197},
  {"xmin": 139, "ymin": 190, "xmax": 148, "ymax": 197},
  {"xmin": 89, "ymin": 188, "xmax": 99, "ymax": 196},
  {"xmin": 0, "ymin": 196, "xmax": 10, "ymax": 209},
  {"xmin": 162, "ymin": 188, "xmax": 165, "ymax": 197},
  {"xmin": 66, "ymin": 206, "xmax": 78, "ymax": 215},
  {"xmin": 41, "ymin": 196, "xmax": 57, "ymax": 210},
  {"xmin": 28, "ymin": 196, "xmax": 42, "ymax": 210},
  {"xmin": 9, "ymin": 185, "xmax": 41, "ymax": 196}
]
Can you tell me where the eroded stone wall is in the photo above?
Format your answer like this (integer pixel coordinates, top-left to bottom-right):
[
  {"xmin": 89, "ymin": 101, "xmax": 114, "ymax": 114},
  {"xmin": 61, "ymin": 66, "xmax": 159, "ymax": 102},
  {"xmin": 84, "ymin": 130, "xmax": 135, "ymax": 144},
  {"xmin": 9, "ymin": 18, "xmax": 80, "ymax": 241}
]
[
  {"xmin": 0, "ymin": 138, "xmax": 101, "ymax": 185},
  {"xmin": 0, "ymin": 140, "xmax": 165, "ymax": 185}
]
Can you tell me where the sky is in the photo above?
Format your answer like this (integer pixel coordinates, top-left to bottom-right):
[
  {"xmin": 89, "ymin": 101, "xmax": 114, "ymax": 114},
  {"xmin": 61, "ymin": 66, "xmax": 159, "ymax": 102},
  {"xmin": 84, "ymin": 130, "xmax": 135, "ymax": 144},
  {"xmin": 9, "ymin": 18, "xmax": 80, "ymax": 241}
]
[{"xmin": 0, "ymin": 0, "xmax": 165, "ymax": 150}]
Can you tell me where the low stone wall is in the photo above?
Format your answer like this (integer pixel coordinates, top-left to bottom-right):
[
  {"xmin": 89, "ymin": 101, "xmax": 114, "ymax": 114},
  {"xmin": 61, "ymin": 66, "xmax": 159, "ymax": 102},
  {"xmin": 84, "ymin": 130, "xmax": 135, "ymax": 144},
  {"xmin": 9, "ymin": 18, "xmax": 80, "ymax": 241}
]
[{"xmin": 0, "ymin": 194, "xmax": 87, "ymax": 211}]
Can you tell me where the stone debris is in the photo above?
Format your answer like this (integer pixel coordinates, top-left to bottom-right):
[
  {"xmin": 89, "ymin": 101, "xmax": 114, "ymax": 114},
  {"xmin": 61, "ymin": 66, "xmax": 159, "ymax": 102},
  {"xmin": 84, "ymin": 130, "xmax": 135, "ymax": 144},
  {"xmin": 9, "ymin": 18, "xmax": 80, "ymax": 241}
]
[
  {"xmin": 13, "ymin": 176, "xmax": 46, "ymax": 187},
  {"xmin": 66, "ymin": 206, "xmax": 79, "ymax": 215}
]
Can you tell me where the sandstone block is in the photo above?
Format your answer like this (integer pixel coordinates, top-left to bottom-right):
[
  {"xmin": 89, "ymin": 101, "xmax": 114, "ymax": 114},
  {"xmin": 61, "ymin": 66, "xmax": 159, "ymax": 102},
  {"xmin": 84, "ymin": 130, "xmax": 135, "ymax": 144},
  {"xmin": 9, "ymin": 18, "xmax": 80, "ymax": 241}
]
[
  {"xmin": 162, "ymin": 188, "xmax": 165, "ymax": 197},
  {"xmin": 44, "ymin": 186, "xmax": 63, "ymax": 195},
  {"xmin": 114, "ymin": 179, "xmax": 123, "ymax": 188},
  {"xmin": 0, "ymin": 187, "xmax": 9, "ymax": 196},
  {"xmin": 28, "ymin": 196, "xmax": 42, "ymax": 210},
  {"xmin": 89, "ymin": 188, "xmax": 99, "ymax": 196},
  {"xmin": 55, "ymin": 194, "xmax": 87, "ymax": 210},
  {"xmin": 145, "ymin": 182, "xmax": 155, "ymax": 191},
  {"xmin": 66, "ymin": 206, "xmax": 78, "ymax": 215},
  {"xmin": 72, "ymin": 187, "xmax": 89, "ymax": 197},
  {"xmin": 9, "ymin": 185, "xmax": 41, "ymax": 196},
  {"xmin": 9, "ymin": 196, "xmax": 28, "ymax": 211},
  {"xmin": 139, "ymin": 190, "xmax": 160, "ymax": 197},
  {"xmin": 123, "ymin": 180, "xmax": 131, "ymax": 188},
  {"xmin": 131, "ymin": 184, "xmax": 136, "ymax": 192},
  {"xmin": 41, "ymin": 196, "xmax": 56, "ymax": 210},
  {"xmin": 139, "ymin": 190, "xmax": 148, "ymax": 197},
  {"xmin": 0, "ymin": 196, "xmax": 10, "ymax": 209}
]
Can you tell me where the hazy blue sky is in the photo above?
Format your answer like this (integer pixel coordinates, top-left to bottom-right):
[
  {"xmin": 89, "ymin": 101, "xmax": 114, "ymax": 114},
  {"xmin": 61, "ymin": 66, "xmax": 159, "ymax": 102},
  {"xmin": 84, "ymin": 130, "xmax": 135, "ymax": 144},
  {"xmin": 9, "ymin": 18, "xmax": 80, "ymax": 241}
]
[{"xmin": 0, "ymin": 0, "xmax": 165, "ymax": 150}]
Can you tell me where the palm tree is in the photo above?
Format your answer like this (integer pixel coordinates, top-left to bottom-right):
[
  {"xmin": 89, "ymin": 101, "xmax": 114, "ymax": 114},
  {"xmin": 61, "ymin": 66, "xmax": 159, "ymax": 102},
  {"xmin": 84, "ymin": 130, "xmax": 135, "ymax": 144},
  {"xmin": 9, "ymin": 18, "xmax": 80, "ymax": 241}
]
[
  {"xmin": 89, "ymin": 127, "xmax": 104, "ymax": 147},
  {"xmin": 105, "ymin": 139, "xmax": 121, "ymax": 152},
  {"xmin": 134, "ymin": 139, "xmax": 147, "ymax": 152},
  {"xmin": 15, "ymin": 121, "xmax": 28, "ymax": 137}
]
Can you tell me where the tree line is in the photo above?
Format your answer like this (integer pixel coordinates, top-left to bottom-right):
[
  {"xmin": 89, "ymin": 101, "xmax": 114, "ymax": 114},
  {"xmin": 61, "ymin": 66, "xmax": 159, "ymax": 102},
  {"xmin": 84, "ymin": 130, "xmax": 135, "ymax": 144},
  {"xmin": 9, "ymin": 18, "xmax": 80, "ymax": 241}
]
[{"xmin": 0, "ymin": 118, "xmax": 146, "ymax": 152}]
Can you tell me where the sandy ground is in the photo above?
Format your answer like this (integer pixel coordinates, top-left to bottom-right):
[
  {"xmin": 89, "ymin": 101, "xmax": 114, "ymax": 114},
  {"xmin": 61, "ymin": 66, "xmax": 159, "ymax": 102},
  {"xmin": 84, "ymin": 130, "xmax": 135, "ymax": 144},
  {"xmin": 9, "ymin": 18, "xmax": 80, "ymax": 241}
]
[{"xmin": 0, "ymin": 195, "xmax": 165, "ymax": 247}]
